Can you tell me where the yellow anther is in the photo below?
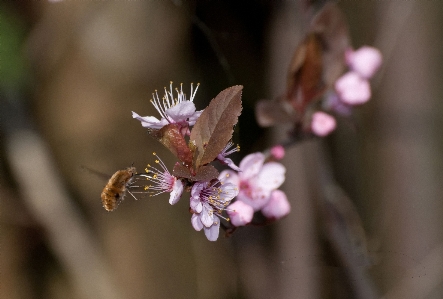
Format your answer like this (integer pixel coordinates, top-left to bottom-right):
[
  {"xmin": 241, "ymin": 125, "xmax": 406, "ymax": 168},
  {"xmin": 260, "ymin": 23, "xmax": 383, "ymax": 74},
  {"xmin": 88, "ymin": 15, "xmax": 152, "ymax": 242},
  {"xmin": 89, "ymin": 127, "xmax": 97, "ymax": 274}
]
[
  {"xmin": 144, "ymin": 186, "xmax": 150, "ymax": 190},
  {"xmin": 145, "ymin": 168, "xmax": 149, "ymax": 173},
  {"xmin": 155, "ymin": 160, "xmax": 159, "ymax": 164},
  {"xmin": 153, "ymin": 152, "xmax": 156, "ymax": 156}
]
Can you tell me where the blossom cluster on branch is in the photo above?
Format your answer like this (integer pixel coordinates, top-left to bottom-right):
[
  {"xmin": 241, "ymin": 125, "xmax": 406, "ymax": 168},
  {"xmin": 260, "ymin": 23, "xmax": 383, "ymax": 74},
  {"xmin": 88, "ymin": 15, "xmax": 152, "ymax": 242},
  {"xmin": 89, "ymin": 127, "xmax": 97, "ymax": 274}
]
[
  {"xmin": 101, "ymin": 3, "xmax": 382, "ymax": 243},
  {"xmin": 102, "ymin": 82, "xmax": 289, "ymax": 241}
]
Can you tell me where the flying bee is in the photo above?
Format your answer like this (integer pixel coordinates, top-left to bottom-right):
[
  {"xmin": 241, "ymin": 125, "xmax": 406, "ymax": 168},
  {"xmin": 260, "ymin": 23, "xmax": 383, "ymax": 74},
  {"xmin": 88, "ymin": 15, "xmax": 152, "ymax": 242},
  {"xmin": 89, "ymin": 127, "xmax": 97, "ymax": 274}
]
[{"xmin": 101, "ymin": 167, "xmax": 137, "ymax": 212}]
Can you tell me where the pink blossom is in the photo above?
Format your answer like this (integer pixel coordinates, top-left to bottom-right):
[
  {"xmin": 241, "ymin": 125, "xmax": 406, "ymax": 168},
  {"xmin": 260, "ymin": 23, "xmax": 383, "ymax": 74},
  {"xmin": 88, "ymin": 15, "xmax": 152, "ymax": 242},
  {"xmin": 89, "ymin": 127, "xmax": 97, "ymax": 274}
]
[
  {"xmin": 138, "ymin": 153, "xmax": 184, "ymax": 205},
  {"xmin": 335, "ymin": 71, "xmax": 371, "ymax": 105},
  {"xmin": 217, "ymin": 141, "xmax": 241, "ymax": 171},
  {"xmin": 311, "ymin": 111, "xmax": 336, "ymax": 137},
  {"xmin": 132, "ymin": 82, "xmax": 203, "ymax": 131},
  {"xmin": 220, "ymin": 152, "xmax": 285, "ymax": 211},
  {"xmin": 227, "ymin": 201, "xmax": 254, "ymax": 227},
  {"xmin": 270, "ymin": 145, "xmax": 285, "ymax": 160},
  {"xmin": 346, "ymin": 46, "xmax": 382, "ymax": 79},
  {"xmin": 261, "ymin": 190, "xmax": 291, "ymax": 220},
  {"xmin": 190, "ymin": 177, "xmax": 239, "ymax": 241}
]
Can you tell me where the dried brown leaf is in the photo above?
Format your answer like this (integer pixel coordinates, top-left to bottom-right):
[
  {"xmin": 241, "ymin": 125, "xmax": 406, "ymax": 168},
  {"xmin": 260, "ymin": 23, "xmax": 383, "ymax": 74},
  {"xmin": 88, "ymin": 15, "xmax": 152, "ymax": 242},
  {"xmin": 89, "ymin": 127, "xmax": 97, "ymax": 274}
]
[{"xmin": 190, "ymin": 85, "xmax": 243, "ymax": 169}]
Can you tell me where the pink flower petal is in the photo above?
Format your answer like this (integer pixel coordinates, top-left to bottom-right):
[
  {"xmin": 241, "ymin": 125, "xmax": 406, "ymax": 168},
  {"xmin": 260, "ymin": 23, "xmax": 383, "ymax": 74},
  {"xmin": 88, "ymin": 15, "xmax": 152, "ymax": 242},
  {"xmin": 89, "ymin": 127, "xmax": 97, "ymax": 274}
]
[
  {"xmin": 256, "ymin": 162, "xmax": 286, "ymax": 191},
  {"xmin": 227, "ymin": 201, "xmax": 254, "ymax": 227},
  {"xmin": 219, "ymin": 170, "xmax": 240, "ymax": 187},
  {"xmin": 200, "ymin": 204, "xmax": 214, "ymax": 227},
  {"xmin": 311, "ymin": 111, "xmax": 337, "ymax": 137},
  {"xmin": 270, "ymin": 145, "xmax": 285, "ymax": 160},
  {"xmin": 132, "ymin": 111, "xmax": 168, "ymax": 129},
  {"xmin": 191, "ymin": 214, "xmax": 203, "ymax": 231},
  {"xmin": 237, "ymin": 191, "xmax": 271, "ymax": 212},
  {"xmin": 346, "ymin": 46, "xmax": 382, "ymax": 79},
  {"xmin": 204, "ymin": 217, "xmax": 220, "ymax": 241},
  {"xmin": 169, "ymin": 179, "xmax": 184, "ymax": 205},
  {"xmin": 335, "ymin": 71, "xmax": 371, "ymax": 105},
  {"xmin": 187, "ymin": 109, "xmax": 204, "ymax": 126},
  {"xmin": 239, "ymin": 153, "xmax": 265, "ymax": 180},
  {"xmin": 261, "ymin": 190, "xmax": 291, "ymax": 220},
  {"xmin": 166, "ymin": 101, "xmax": 197, "ymax": 123}
]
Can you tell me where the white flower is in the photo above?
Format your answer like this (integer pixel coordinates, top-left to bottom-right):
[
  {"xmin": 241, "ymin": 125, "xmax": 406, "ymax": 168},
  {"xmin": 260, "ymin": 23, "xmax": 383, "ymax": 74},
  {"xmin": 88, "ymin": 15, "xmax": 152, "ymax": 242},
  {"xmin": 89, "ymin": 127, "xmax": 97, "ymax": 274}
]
[
  {"xmin": 190, "ymin": 176, "xmax": 239, "ymax": 241},
  {"xmin": 132, "ymin": 82, "xmax": 203, "ymax": 131}
]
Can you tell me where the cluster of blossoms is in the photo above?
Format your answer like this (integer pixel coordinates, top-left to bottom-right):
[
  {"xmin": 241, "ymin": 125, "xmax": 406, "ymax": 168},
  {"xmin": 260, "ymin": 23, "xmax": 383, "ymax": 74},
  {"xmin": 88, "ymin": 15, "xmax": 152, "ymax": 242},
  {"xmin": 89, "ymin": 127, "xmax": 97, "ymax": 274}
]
[
  {"xmin": 130, "ymin": 83, "xmax": 289, "ymax": 241},
  {"xmin": 312, "ymin": 46, "xmax": 382, "ymax": 137}
]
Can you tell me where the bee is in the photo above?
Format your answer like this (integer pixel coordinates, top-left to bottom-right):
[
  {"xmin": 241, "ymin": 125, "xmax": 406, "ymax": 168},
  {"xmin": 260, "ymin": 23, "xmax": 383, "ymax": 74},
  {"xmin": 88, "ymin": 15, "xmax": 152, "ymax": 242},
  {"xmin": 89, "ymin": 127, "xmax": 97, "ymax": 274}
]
[{"xmin": 101, "ymin": 167, "xmax": 137, "ymax": 211}]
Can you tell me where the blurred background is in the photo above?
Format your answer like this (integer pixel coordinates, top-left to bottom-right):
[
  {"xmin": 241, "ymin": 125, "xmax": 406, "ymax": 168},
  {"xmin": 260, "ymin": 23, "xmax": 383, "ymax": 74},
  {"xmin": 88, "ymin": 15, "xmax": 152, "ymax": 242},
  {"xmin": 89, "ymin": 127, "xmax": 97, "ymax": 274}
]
[{"xmin": 1, "ymin": 0, "xmax": 443, "ymax": 298}]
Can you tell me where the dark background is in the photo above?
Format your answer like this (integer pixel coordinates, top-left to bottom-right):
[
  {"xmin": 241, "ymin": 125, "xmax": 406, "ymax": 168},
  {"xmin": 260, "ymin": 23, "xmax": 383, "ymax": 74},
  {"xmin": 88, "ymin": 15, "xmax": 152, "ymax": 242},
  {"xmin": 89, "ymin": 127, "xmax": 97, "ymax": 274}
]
[{"xmin": 1, "ymin": 1, "xmax": 443, "ymax": 298}]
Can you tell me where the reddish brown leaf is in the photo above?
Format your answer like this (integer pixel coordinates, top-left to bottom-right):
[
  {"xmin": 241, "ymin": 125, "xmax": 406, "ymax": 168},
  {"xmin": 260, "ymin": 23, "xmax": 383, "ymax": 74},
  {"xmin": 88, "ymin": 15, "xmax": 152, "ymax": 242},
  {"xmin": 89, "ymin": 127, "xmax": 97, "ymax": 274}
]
[
  {"xmin": 190, "ymin": 86, "xmax": 243, "ymax": 169},
  {"xmin": 286, "ymin": 3, "xmax": 350, "ymax": 115},
  {"xmin": 149, "ymin": 124, "xmax": 193, "ymax": 167},
  {"xmin": 173, "ymin": 163, "xmax": 219, "ymax": 182},
  {"xmin": 172, "ymin": 162, "xmax": 192, "ymax": 178}
]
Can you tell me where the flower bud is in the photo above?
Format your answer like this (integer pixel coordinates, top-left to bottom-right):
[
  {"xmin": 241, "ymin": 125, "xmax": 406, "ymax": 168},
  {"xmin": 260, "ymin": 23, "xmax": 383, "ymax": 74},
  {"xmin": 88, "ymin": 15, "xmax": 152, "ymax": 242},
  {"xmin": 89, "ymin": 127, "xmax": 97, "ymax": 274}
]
[
  {"xmin": 335, "ymin": 71, "xmax": 371, "ymax": 105},
  {"xmin": 346, "ymin": 46, "xmax": 382, "ymax": 79},
  {"xmin": 261, "ymin": 190, "xmax": 291, "ymax": 220},
  {"xmin": 311, "ymin": 111, "xmax": 336, "ymax": 137},
  {"xmin": 227, "ymin": 201, "xmax": 254, "ymax": 227}
]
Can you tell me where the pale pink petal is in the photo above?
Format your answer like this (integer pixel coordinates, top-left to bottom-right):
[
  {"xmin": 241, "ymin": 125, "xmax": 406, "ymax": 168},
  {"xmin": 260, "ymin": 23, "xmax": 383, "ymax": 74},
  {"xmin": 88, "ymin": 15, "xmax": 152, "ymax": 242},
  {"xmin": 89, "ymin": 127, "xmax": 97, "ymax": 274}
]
[
  {"xmin": 346, "ymin": 46, "xmax": 382, "ymax": 79},
  {"xmin": 270, "ymin": 145, "xmax": 285, "ymax": 160},
  {"xmin": 219, "ymin": 170, "xmax": 240, "ymax": 187},
  {"xmin": 237, "ymin": 191, "xmax": 271, "ymax": 211},
  {"xmin": 227, "ymin": 201, "xmax": 254, "ymax": 227},
  {"xmin": 261, "ymin": 190, "xmax": 291, "ymax": 219},
  {"xmin": 191, "ymin": 214, "xmax": 203, "ymax": 231},
  {"xmin": 166, "ymin": 101, "xmax": 197, "ymax": 123},
  {"xmin": 188, "ymin": 109, "xmax": 204, "ymax": 126},
  {"xmin": 311, "ymin": 111, "xmax": 337, "ymax": 137},
  {"xmin": 220, "ymin": 182, "xmax": 239, "ymax": 200},
  {"xmin": 132, "ymin": 111, "xmax": 168, "ymax": 129},
  {"xmin": 335, "ymin": 72, "xmax": 371, "ymax": 105},
  {"xmin": 217, "ymin": 156, "xmax": 241, "ymax": 171},
  {"xmin": 169, "ymin": 179, "xmax": 184, "ymax": 205},
  {"xmin": 200, "ymin": 204, "xmax": 214, "ymax": 227},
  {"xmin": 239, "ymin": 153, "xmax": 265, "ymax": 180},
  {"xmin": 256, "ymin": 162, "xmax": 286, "ymax": 191},
  {"xmin": 204, "ymin": 217, "xmax": 220, "ymax": 241},
  {"xmin": 190, "ymin": 197, "xmax": 202, "ymax": 213}
]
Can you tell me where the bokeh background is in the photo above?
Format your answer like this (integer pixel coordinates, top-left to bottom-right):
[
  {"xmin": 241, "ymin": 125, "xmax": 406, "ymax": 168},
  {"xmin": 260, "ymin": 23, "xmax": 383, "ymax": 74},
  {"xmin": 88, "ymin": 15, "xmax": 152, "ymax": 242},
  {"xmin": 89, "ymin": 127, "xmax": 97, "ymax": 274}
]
[{"xmin": 1, "ymin": 1, "xmax": 443, "ymax": 298}]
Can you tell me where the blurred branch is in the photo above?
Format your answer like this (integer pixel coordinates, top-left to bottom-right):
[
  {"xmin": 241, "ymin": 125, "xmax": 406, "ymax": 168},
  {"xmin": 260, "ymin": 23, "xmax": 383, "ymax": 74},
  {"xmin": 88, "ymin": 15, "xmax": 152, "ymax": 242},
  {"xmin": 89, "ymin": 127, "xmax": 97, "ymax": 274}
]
[{"xmin": 309, "ymin": 140, "xmax": 379, "ymax": 299}]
